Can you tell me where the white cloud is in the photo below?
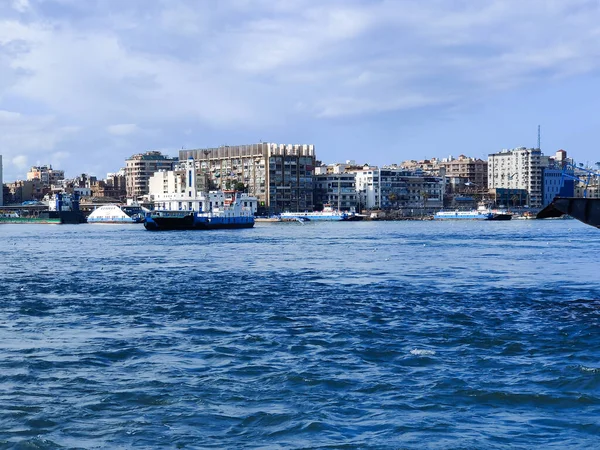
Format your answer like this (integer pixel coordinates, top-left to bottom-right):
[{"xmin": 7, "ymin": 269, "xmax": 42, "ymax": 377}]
[
  {"xmin": 107, "ymin": 123, "xmax": 139, "ymax": 136},
  {"xmin": 1, "ymin": 0, "xmax": 600, "ymax": 174},
  {"xmin": 11, "ymin": 0, "xmax": 30, "ymax": 13},
  {"xmin": 11, "ymin": 155, "xmax": 28, "ymax": 170}
]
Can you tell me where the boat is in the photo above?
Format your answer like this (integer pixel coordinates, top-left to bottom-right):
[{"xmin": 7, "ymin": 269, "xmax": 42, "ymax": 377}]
[
  {"xmin": 537, "ymin": 197, "xmax": 600, "ymax": 229},
  {"xmin": 279, "ymin": 205, "xmax": 360, "ymax": 222},
  {"xmin": 434, "ymin": 205, "xmax": 512, "ymax": 221},
  {"xmin": 0, "ymin": 210, "xmax": 61, "ymax": 224},
  {"xmin": 144, "ymin": 191, "xmax": 255, "ymax": 231},
  {"xmin": 87, "ymin": 204, "xmax": 145, "ymax": 224}
]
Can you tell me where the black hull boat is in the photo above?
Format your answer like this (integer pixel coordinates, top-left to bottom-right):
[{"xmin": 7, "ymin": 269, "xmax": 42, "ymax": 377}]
[{"xmin": 537, "ymin": 197, "xmax": 600, "ymax": 229}]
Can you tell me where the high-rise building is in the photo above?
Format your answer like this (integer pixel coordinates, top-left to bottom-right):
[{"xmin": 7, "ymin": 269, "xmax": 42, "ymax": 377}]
[
  {"xmin": 488, "ymin": 147, "xmax": 544, "ymax": 208},
  {"xmin": 180, "ymin": 143, "xmax": 316, "ymax": 213},
  {"xmin": 125, "ymin": 151, "xmax": 177, "ymax": 199}
]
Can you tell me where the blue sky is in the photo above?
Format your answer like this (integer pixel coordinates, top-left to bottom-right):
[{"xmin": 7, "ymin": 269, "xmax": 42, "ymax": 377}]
[{"xmin": 1, "ymin": 0, "xmax": 600, "ymax": 181}]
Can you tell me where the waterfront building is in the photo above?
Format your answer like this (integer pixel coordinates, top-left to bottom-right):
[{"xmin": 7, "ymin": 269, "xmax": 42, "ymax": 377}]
[
  {"xmin": 353, "ymin": 167, "xmax": 444, "ymax": 213},
  {"xmin": 488, "ymin": 147, "xmax": 544, "ymax": 208},
  {"xmin": 379, "ymin": 168, "xmax": 444, "ymax": 212},
  {"xmin": 125, "ymin": 151, "xmax": 177, "ymax": 200},
  {"xmin": 0, "ymin": 155, "xmax": 3, "ymax": 206},
  {"xmin": 148, "ymin": 158, "xmax": 257, "ymax": 213},
  {"xmin": 26, "ymin": 165, "xmax": 65, "ymax": 187},
  {"xmin": 180, "ymin": 143, "xmax": 315, "ymax": 214},
  {"xmin": 314, "ymin": 173, "xmax": 357, "ymax": 211},
  {"xmin": 439, "ymin": 155, "xmax": 488, "ymax": 189},
  {"xmin": 353, "ymin": 167, "xmax": 381, "ymax": 210}
]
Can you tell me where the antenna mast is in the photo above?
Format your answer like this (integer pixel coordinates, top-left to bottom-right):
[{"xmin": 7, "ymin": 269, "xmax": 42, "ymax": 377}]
[{"xmin": 537, "ymin": 125, "xmax": 541, "ymax": 150}]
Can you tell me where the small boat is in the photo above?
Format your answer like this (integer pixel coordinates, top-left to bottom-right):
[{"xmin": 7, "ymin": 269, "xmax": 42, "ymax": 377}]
[
  {"xmin": 279, "ymin": 205, "xmax": 359, "ymax": 222},
  {"xmin": 434, "ymin": 205, "xmax": 512, "ymax": 221}
]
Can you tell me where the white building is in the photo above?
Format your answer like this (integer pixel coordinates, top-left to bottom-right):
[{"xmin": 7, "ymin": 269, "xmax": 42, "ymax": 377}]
[
  {"xmin": 354, "ymin": 168, "xmax": 380, "ymax": 210},
  {"xmin": 148, "ymin": 158, "xmax": 257, "ymax": 213},
  {"xmin": 488, "ymin": 147, "xmax": 544, "ymax": 208},
  {"xmin": 353, "ymin": 167, "xmax": 444, "ymax": 211}
]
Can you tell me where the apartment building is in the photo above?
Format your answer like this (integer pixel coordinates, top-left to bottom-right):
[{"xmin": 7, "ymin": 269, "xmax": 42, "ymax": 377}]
[
  {"xmin": 353, "ymin": 167, "xmax": 444, "ymax": 211},
  {"xmin": 314, "ymin": 173, "xmax": 357, "ymax": 211},
  {"xmin": 125, "ymin": 151, "xmax": 177, "ymax": 199},
  {"xmin": 26, "ymin": 165, "xmax": 65, "ymax": 187},
  {"xmin": 180, "ymin": 143, "xmax": 315, "ymax": 214},
  {"xmin": 439, "ymin": 155, "xmax": 488, "ymax": 189},
  {"xmin": 488, "ymin": 147, "xmax": 544, "ymax": 208}
]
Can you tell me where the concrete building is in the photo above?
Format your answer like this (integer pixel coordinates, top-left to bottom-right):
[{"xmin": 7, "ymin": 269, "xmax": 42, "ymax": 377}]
[
  {"xmin": 4, "ymin": 179, "xmax": 45, "ymax": 204},
  {"xmin": 0, "ymin": 155, "xmax": 3, "ymax": 207},
  {"xmin": 92, "ymin": 169, "xmax": 127, "ymax": 200},
  {"xmin": 314, "ymin": 173, "xmax": 357, "ymax": 211},
  {"xmin": 26, "ymin": 165, "xmax": 65, "ymax": 187},
  {"xmin": 354, "ymin": 167, "xmax": 381, "ymax": 210},
  {"xmin": 488, "ymin": 147, "xmax": 544, "ymax": 208},
  {"xmin": 353, "ymin": 167, "xmax": 444, "ymax": 212},
  {"xmin": 439, "ymin": 155, "xmax": 488, "ymax": 189},
  {"xmin": 180, "ymin": 143, "xmax": 315, "ymax": 214},
  {"xmin": 125, "ymin": 151, "xmax": 177, "ymax": 199}
]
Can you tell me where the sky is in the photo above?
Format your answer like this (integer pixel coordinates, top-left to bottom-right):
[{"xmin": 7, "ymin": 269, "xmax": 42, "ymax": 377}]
[{"xmin": 1, "ymin": 0, "xmax": 600, "ymax": 181}]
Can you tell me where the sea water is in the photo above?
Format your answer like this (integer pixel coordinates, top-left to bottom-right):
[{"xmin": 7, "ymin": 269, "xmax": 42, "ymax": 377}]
[{"xmin": 1, "ymin": 220, "xmax": 599, "ymax": 449}]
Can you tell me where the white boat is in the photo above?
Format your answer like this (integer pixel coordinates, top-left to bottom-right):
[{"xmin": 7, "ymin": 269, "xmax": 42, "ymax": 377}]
[
  {"xmin": 280, "ymin": 205, "xmax": 360, "ymax": 222},
  {"xmin": 434, "ymin": 205, "xmax": 512, "ymax": 221},
  {"xmin": 87, "ymin": 204, "xmax": 145, "ymax": 223}
]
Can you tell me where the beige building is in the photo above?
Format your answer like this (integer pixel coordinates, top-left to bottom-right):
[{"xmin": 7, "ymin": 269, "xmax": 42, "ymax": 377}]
[
  {"xmin": 26, "ymin": 165, "xmax": 65, "ymax": 187},
  {"xmin": 180, "ymin": 143, "xmax": 316, "ymax": 213},
  {"xmin": 439, "ymin": 155, "xmax": 488, "ymax": 188},
  {"xmin": 488, "ymin": 147, "xmax": 543, "ymax": 208},
  {"xmin": 125, "ymin": 151, "xmax": 177, "ymax": 199}
]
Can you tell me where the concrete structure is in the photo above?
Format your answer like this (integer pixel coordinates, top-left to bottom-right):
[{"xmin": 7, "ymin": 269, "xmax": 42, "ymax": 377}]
[
  {"xmin": 439, "ymin": 155, "xmax": 488, "ymax": 189},
  {"xmin": 379, "ymin": 168, "xmax": 444, "ymax": 211},
  {"xmin": 354, "ymin": 167, "xmax": 380, "ymax": 210},
  {"xmin": 4, "ymin": 179, "xmax": 45, "ymax": 204},
  {"xmin": 180, "ymin": 143, "xmax": 315, "ymax": 214},
  {"xmin": 314, "ymin": 173, "xmax": 357, "ymax": 211},
  {"xmin": 0, "ymin": 155, "xmax": 3, "ymax": 206},
  {"xmin": 26, "ymin": 165, "xmax": 65, "ymax": 187},
  {"xmin": 125, "ymin": 151, "xmax": 177, "ymax": 199},
  {"xmin": 488, "ymin": 147, "xmax": 544, "ymax": 208},
  {"xmin": 353, "ymin": 167, "xmax": 444, "ymax": 212}
]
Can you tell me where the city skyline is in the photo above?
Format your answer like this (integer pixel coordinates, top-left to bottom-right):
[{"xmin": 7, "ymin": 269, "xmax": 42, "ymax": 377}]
[{"xmin": 1, "ymin": 0, "xmax": 600, "ymax": 181}]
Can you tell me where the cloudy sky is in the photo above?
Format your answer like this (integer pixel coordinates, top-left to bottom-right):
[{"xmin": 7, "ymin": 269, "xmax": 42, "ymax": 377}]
[{"xmin": 1, "ymin": 0, "xmax": 600, "ymax": 181}]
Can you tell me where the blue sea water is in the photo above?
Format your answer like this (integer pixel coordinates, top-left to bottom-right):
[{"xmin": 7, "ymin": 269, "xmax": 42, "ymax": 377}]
[{"xmin": 1, "ymin": 220, "xmax": 600, "ymax": 449}]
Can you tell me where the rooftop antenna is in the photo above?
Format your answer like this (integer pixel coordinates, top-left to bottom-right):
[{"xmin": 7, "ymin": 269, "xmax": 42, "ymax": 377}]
[{"xmin": 537, "ymin": 125, "xmax": 541, "ymax": 150}]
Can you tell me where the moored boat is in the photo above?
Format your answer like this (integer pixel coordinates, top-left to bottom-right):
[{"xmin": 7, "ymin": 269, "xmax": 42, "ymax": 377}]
[
  {"xmin": 434, "ymin": 205, "xmax": 512, "ymax": 221},
  {"xmin": 279, "ymin": 205, "xmax": 360, "ymax": 222},
  {"xmin": 144, "ymin": 191, "xmax": 255, "ymax": 231},
  {"xmin": 87, "ymin": 204, "xmax": 145, "ymax": 224}
]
